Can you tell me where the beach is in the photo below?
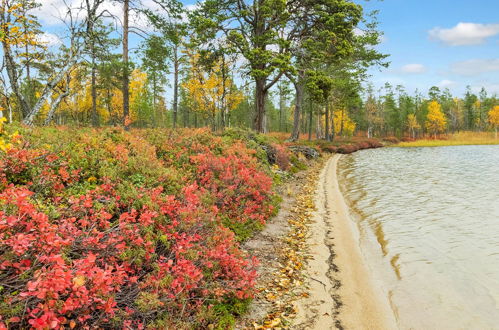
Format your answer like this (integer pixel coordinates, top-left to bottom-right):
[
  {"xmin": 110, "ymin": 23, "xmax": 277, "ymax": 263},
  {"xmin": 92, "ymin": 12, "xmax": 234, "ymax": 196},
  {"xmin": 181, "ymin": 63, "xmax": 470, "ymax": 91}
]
[{"xmin": 294, "ymin": 155, "xmax": 397, "ymax": 329}]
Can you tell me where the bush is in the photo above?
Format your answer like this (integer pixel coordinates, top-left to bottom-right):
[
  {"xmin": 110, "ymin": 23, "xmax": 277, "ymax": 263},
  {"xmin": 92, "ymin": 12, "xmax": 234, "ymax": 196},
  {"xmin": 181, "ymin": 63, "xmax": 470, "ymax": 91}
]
[
  {"xmin": 382, "ymin": 136, "xmax": 399, "ymax": 144},
  {"xmin": 0, "ymin": 126, "xmax": 280, "ymax": 329}
]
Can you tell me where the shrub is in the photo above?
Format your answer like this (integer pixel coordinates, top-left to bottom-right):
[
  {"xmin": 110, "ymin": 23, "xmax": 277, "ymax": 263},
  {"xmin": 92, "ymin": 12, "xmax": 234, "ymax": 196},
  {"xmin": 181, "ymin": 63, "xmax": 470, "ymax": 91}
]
[
  {"xmin": 273, "ymin": 144, "xmax": 291, "ymax": 171},
  {"xmin": 0, "ymin": 126, "xmax": 278, "ymax": 329}
]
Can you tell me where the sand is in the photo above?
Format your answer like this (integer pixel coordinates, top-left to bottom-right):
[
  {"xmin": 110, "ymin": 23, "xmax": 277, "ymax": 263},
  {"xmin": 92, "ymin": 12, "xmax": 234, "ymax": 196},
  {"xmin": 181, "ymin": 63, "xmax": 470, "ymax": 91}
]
[{"xmin": 293, "ymin": 155, "xmax": 398, "ymax": 329}]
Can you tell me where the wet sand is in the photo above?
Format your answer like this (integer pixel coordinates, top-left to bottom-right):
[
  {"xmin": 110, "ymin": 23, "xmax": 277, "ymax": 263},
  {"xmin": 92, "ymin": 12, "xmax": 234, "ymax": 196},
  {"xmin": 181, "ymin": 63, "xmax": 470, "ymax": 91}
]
[{"xmin": 294, "ymin": 155, "xmax": 397, "ymax": 329}]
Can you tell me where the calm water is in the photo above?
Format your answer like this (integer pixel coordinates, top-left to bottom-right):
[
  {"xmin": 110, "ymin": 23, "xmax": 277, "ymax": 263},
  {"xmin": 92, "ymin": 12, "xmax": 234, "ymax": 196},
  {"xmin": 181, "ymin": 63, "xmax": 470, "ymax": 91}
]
[{"xmin": 338, "ymin": 145, "xmax": 499, "ymax": 330}]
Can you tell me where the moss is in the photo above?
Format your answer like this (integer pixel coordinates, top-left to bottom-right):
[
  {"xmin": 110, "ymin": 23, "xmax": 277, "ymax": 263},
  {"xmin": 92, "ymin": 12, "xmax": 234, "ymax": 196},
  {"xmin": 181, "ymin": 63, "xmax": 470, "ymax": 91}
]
[
  {"xmin": 136, "ymin": 292, "xmax": 163, "ymax": 313},
  {"xmin": 289, "ymin": 154, "xmax": 307, "ymax": 173},
  {"xmin": 211, "ymin": 298, "xmax": 251, "ymax": 330},
  {"xmin": 269, "ymin": 194, "xmax": 282, "ymax": 217},
  {"xmin": 0, "ymin": 300, "xmax": 23, "ymax": 322}
]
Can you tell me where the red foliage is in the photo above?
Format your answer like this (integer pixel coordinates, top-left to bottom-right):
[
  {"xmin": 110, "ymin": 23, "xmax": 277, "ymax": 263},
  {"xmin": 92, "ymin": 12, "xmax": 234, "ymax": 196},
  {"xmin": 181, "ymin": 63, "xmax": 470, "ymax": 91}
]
[
  {"xmin": 272, "ymin": 144, "xmax": 291, "ymax": 171},
  {"xmin": 0, "ymin": 130, "xmax": 272, "ymax": 328}
]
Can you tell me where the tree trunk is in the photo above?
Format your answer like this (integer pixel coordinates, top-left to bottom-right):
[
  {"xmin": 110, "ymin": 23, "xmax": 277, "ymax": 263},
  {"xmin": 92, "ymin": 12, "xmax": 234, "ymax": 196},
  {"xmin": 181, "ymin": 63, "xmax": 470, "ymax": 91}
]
[
  {"xmin": 152, "ymin": 76, "xmax": 157, "ymax": 126},
  {"xmin": 23, "ymin": 58, "xmax": 76, "ymax": 126},
  {"xmin": 44, "ymin": 90, "xmax": 69, "ymax": 126},
  {"xmin": 340, "ymin": 108, "xmax": 345, "ymax": 137},
  {"xmin": 290, "ymin": 76, "xmax": 304, "ymax": 141},
  {"xmin": 308, "ymin": 103, "xmax": 313, "ymax": 141},
  {"xmin": 325, "ymin": 99, "xmax": 330, "ymax": 141},
  {"xmin": 3, "ymin": 42, "xmax": 31, "ymax": 118},
  {"xmin": 279, "ymin": 86, "xmax": 285, "ymax": 132},
  {"xmin": 8, "ymin": 100, "xmax": 12, "ymax": 123},
  {"xmin": 172, "ymin": 45, "xmax": 179, "ymax": 129},
  {"xmin": 254, "ymin": 78, "xmax": 267, "ymax": 133},
  {"xmin": 331, "ymin": 107, "xmax": 336, "ymax": 141},
  {"xmin": 91, "ymin": 55, "xmax": 98, "ymax": 126},
  {"xmin": 122, "ymin": 0, "xmax": 130, "ymax": 129}
]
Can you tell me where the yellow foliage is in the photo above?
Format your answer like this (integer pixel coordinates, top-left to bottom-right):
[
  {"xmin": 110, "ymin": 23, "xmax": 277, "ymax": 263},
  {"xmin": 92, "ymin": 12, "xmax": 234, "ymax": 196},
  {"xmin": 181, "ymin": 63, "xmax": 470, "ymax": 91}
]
[
  {"xmin": 488, "ymin": 106, "xmax": 499, "ymax": 127},
  {"xmin": 0, "ymin": 1, "xmax": 46, "ymax": 54},
  {"xmin": 425, "ymin": 100, "xmax": 447, "ymax": 135},
  {"xmin": 407, "ymin": 113, "xmax": 421, "ymax": 131},
  {"xmin": 59, "ymin": 67, "xmax": 149, "ymax": 124},
  {"xmin": 111, "ymin": 69, "xmax": 148, "ymax": 123},
  {"xmin": 333, "ymin": 109, "xmax": 356, "ymax": 136},
  {"xmin": 0, "ymin": 119, "xmax": 14, "ymax": 152},
  {"xmin": 183, "ymin": 52, "xmax": 243, "ymax": 125}
]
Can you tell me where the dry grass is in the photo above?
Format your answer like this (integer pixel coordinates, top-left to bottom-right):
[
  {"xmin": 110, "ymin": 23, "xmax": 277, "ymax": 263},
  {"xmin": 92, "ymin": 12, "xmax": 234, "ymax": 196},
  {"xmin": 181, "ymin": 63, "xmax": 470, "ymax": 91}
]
[{"xmin": 395, "ymin": 131, "xmax": 499, "ymax": 147}]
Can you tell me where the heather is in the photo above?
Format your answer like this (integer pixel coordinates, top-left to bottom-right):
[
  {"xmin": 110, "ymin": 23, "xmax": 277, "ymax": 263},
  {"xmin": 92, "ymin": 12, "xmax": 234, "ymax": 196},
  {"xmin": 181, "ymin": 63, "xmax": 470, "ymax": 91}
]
[{"xmin": 0, "ymin": 125, "xmax": 291, "ymax": 329}]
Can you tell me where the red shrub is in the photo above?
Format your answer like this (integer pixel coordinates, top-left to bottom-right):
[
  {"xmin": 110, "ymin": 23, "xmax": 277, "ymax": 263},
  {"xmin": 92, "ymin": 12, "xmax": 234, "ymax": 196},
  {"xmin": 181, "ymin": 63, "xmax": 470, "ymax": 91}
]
[
  {"xmin": 273, "ymin": 144, "xmax": 291, "ymax": 171},
  {"xmin": 0, "ymin": 130, "xmax": 268, "ymax": 329}
]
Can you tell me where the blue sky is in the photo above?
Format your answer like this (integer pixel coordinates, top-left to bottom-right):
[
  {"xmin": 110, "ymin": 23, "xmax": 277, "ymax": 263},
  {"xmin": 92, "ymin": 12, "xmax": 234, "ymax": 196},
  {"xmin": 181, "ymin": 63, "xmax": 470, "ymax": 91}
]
[
  {"xmin": 363, "ymin": 0, "xmax": 499, "ymax": 96},
  {"xmin": 35, "ymin": 0, "xmax": 499, "ymax": 99}
]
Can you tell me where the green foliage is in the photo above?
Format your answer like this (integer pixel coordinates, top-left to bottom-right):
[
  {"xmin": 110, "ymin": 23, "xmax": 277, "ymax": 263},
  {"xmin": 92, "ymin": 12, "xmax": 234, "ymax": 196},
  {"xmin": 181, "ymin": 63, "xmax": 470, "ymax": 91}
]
[{"xmin": 211, "ymin": 298, "xmax": 251, "ymax": 330}]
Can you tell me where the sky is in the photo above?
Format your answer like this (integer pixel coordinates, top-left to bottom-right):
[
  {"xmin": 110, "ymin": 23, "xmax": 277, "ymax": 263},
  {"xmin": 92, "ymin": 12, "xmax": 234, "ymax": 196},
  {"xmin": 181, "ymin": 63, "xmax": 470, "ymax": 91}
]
[
  {"xmin": 362, "ymin": 0, "xmax": 499, "ymax": 96},
  {"xmin": 34, "ymin": 0, "xmax": 499, "ymax": 99}
]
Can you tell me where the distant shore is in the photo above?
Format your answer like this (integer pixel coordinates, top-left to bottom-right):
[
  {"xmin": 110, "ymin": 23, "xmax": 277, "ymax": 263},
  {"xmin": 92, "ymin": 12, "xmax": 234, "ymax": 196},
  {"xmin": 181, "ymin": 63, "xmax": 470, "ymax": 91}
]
[
  {"xmin": 294, "ymin": 155, "xmax": 398, "ymax": 329},
  {"xmin": 395, "ymin": 131, "xmax": 499, "ymax": 147}
]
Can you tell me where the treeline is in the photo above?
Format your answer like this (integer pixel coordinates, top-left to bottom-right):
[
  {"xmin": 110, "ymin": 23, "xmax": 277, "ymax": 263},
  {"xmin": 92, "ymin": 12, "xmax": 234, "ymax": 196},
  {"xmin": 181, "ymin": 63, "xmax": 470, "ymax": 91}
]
[
  {"xmin": 2, "ymin": 1, "xmax": 496, "ymax": 140},
  {"xmin": 355, "ymin": 84, "xmax": 499, "ymax": 139},
  {"xmin": 0, "ymin": 0, "xmax": 388, "ymax": 140}
]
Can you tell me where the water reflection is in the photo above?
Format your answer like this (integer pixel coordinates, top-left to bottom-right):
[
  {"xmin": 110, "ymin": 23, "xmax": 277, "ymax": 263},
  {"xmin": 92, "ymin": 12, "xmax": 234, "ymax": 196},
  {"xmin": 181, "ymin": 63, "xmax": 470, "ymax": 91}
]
[{"xmin": 338, "ymin": 145, "xmax": 499, "ymax": 330}]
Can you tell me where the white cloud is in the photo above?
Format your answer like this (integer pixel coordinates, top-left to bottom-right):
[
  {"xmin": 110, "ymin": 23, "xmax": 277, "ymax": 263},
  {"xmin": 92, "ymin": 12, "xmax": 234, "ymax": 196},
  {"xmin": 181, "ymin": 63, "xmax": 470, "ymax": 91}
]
[
  {"xmin": 401, "ymin": 64, "xmax": 427, "ymax": 74},
  {"xmin": 34, "ymin": 0, "xmax": 159, "ymax": 32},
  {"xmin": 34, "ymin": 0, "xmax": 70, "ymax": 25},
  {"xmin": 429, "ymin": 22, "xmax": 499, "ymax": 46},
  {"xmin": 438, "ymin": 80, "xmax": 457, "ymax": 88},
  {"xmin": 450, "ymin": 59, "xmax": 499, "ymax": 76},
  {"xmin": 38, "ymin": 32, "xmax": 62, "ymax": 47}
]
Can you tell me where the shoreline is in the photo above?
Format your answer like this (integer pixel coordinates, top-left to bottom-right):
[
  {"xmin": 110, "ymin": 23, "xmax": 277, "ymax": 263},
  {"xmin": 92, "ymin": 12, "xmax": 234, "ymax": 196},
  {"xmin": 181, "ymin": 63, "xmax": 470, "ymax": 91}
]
[{"xmin": 294, "ymin": 155, "xmax": 398, "ymax": 329}]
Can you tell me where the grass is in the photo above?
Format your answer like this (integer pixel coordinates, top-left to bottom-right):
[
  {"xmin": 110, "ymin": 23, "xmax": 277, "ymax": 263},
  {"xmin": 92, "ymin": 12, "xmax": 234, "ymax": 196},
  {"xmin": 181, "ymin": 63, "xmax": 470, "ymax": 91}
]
[{"xmin": 395, "ymin": 131, "xmax": 499, "ymax": 147}]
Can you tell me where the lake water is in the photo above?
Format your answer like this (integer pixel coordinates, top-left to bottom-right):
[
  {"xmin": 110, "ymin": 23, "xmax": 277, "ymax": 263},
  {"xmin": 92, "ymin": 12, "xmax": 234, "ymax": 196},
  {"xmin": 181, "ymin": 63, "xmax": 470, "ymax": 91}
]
[{"xmin": 338, "ymin": 145, "xmax": 499, "ymax": 330}]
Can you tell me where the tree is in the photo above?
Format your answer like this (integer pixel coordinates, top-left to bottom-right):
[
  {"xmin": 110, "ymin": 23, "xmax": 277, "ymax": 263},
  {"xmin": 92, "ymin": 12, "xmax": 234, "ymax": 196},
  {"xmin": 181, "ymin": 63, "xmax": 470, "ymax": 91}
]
[
  {"xmin": 140, "ymin": 35, "xmax": 170, "ymax": 125},
  {"xmin": 406, "ymin": 113, "xmax": 420, "ymax": 139},
  {"xmin": 83, "ymin": 0, "xmax": 117, "ymax": 127},
  {"xmin": 333, "ymin": 108, "xmax": 355, "ymax": 136},
  {"xmin": 142, "ymin": 1, "xmax": 185, "ymax": 128},
  {"xmin": 488, "ymin": 105, "xmax": 499, "ymax": 138},
  {"xmin": 1, "ymin": 0, "xmax": 96, "ymax": 125},
  {"xmin": 464, "ymin": 86, "xmax": 478, "ymax": 130},
  {"xmin": 426, "ymin": 100, "xmax": 447, "ymax": 138},
  {"xmin": 284, "ymin": 0, "xmax": 363, "ymax": 141},
  {"xmin": 183, "ymin": 53, "xmax": 243, "ymax": 131},
  {"xmin": 277, "ymin": 80, "xmax": 292, "ymax": 132},
  {"xmin": 122, "ymin": 0, "xmax": 130, "ymax": 129},
  {"xmin": 191, "ymin": 0, "xmax": 298, "ymax": 133}
]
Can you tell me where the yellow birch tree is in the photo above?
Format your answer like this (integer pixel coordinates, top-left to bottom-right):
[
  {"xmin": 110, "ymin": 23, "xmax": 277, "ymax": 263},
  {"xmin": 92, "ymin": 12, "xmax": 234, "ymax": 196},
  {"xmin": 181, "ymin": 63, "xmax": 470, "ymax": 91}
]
[
  {"xmin": 426, "ymin": 100, "xmax": 447, "ymax": 138},
  {"xmin": 407, "ymin": 113, "xmax": 421, "ymax": 139},
  {"xmin": 183, "ymin": 53, "xmax": 243, "ymax": 131},
  {"xmin": 488, "ymin": 105, "xmax": 499, "ymax": 138}
]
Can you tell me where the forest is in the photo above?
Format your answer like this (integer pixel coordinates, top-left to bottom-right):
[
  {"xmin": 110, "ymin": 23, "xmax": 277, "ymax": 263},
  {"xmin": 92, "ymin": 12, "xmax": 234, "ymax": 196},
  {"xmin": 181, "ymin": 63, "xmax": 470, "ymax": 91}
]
[{"xmin": 1, "ymin": 0, "xmax": 497, "ymax": 139}]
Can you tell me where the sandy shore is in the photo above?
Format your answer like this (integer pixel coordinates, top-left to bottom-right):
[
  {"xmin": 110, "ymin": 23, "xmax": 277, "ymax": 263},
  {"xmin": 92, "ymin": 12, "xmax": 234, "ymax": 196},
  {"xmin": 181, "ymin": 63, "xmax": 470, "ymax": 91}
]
[{"xmin": 294, "ymin": 155, "xmax": 398, "ymax": 329}]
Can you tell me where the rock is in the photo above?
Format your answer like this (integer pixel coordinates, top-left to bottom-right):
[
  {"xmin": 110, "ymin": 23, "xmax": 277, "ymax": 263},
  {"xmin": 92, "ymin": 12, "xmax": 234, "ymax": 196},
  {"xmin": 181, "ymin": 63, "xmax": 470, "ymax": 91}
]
[{"xmin": 289, "ymin": 146, "xmax": 320, "ymax": 159}]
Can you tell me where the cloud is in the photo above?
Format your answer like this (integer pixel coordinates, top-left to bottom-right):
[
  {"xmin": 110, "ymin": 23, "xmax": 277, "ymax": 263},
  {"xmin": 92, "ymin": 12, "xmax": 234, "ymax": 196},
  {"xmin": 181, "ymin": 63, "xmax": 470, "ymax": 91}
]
[
  {"xmin": 401, "ymin": 64, "xmax": 427, "ymax": 74},
  {"xmin": 34, "ymin": 0, "xmax": 159, "ymax": 32},
  {"xmin": 450, "ymin": 59, "xmax": 499, "ymax": 76},
  {"xmin": 429, "ymin": 22, "xmax": 499, "ymax": 46},
  {"xmin": 438, "ymin": 80, "xmax": 457, "ymax": 88},
  {"xmin": 37, "ymin": 32, "xmax": 62, "ymax": 47},
  {"xmin": 34, "ymin": 0, "xmax": 70, "ymax": 25}
]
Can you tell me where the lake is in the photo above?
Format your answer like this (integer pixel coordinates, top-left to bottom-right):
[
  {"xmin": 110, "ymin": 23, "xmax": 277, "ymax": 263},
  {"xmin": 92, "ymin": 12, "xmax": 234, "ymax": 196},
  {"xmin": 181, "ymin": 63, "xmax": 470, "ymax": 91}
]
[{"xmin": 338, "ymin": 145, "xmax": 499, "ymax": 329}]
